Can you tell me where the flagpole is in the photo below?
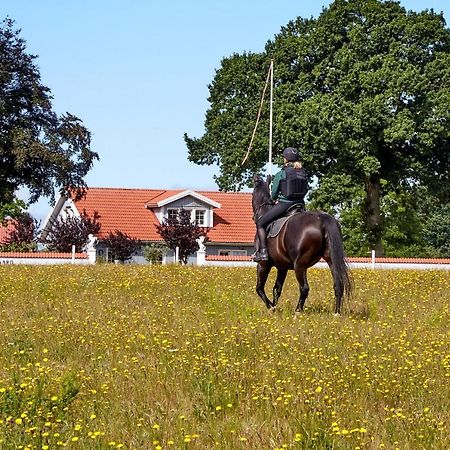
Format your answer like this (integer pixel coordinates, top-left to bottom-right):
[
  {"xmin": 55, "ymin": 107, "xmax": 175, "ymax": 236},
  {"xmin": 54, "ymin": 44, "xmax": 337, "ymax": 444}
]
[{"xmin": 268, "ymin": 60, "xmax": 274, "ymax": 177}]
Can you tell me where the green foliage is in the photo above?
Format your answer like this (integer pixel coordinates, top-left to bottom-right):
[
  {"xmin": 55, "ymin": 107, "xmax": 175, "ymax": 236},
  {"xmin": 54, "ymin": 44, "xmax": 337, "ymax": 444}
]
[
  {"xmin": 0, "ymin": 198, "xmax": 26, "ymax": 223},
  {"xmin": 43, "ymin": 210, "xmax": 101, "ymax": 252},
  {"xmin": 0, "ymin": 18, "xmax": 98, "ymax": 208},
  {"xmin": 104, "ymin": 230, "xmax": 140, "ymax": 262},
  {"xmin": 143, "ymin": 243, "xmax": 169, "ymax": 264},
  {"xmin": 155, "ymin": 208, "xmax": 208, "ymax": 264},
  {"xmin": 421, "ymin": 203, "xmax": 450, "ymax": 257},
  {"xmin": 185, "ymin": 0, "xmax": 450, "ymax": 254}
]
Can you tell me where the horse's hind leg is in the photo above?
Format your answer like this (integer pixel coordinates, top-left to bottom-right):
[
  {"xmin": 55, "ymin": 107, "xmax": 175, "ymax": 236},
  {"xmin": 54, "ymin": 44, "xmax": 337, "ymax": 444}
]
[
  {"xmin": 256, "ymin": 263, "xmax": 274, "ymax": 309},
  {"xmin": 273, "ymin": 268, "xmax": 288, "ymax": 307},
  {"xmin": 325, "ymin": 257, "xmax": 343, "ymax": 315},
  {"xmin": 294, "ymin": 265, "xmax": 309, "ymax": 312}
]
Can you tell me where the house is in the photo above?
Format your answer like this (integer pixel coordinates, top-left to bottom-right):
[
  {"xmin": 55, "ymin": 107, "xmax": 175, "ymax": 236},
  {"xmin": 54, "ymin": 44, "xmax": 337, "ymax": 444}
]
[{"xmin": 41, "ymin": 187, "xmax": 256, "ymax": 263}]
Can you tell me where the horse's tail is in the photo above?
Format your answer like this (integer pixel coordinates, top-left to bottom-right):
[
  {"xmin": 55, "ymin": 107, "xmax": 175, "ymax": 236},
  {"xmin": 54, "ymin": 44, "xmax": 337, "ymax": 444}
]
[{"xmin": 321, "ymin": 214, "xmax": 353, "ymax": 305}]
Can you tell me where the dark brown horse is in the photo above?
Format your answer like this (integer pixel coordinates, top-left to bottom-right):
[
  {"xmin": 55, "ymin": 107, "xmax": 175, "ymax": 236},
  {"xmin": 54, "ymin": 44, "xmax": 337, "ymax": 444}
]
[{"xmin": 252, "ymin": 175, "xmax": 352, "ymax": 314}]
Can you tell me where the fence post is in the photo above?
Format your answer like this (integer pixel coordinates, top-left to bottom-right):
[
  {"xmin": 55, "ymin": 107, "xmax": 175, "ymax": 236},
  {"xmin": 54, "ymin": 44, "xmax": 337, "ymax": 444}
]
[
  {"xmin": 196, "ymin": 248, "xmax": 206, "ymax": 266},
  {"xmin": 87, "ymin": 248, "xmax": 97, "ymax": 264},
  {"xmin": 196, "ymin": 236, "xmax": 206, "ymax": 266},
  {"xmin": 371, "ymin": 249, "xmax": 376, "ymax": 269},
  {"xmin": 71, "ymin": 245, "xmax": 76, "ymax": 264}
]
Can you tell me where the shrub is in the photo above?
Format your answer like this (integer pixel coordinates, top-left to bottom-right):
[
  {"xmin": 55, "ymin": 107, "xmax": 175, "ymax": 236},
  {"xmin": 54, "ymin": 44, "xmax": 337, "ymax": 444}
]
[
  {"xmin": 143, "ymin": 243, "xmax": 169, "ymax": 264},
  {"xmin": 104, "ymin": 230, "xmax": 140, "ymax": 263}
]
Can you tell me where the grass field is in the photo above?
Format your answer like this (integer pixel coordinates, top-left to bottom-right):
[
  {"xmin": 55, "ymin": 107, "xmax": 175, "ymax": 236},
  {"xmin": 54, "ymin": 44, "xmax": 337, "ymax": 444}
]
[{"xmin": 0, "ymin": 265, "xmax": 449, "ymax": 449}]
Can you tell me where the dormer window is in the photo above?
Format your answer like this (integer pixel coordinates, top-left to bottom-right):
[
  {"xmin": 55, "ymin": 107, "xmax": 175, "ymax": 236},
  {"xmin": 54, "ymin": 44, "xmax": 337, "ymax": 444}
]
[
  {"xmin": 167, "ymin": 208, "xmax": 179, "ymax": 220},
  {"xmin": 165, "ymin": 208, "xmax": 207, "ymax": 227},
  {"xmin": 195, "ymin": 209, "xmax": 205, "ymax": 226}
]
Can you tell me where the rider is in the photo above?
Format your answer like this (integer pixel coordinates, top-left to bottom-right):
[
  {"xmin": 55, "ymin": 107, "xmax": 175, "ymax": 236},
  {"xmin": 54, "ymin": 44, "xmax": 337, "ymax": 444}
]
[{"xmin": 253, "ymin": 147, "xmax": 308, "ymax": 262}]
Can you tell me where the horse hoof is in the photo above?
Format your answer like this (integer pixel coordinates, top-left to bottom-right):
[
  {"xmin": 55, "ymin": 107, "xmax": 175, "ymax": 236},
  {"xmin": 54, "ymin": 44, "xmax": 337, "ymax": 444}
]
[{"xmin": 334, "ymin": 312, "xmax": 341, "ymax": 317}]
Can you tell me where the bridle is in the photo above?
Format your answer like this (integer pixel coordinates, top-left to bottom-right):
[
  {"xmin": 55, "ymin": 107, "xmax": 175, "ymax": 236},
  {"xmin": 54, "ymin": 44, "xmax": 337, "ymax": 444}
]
[{"xmin": 252, "ymin": 200, "xmax": 273, "ymax": 223}]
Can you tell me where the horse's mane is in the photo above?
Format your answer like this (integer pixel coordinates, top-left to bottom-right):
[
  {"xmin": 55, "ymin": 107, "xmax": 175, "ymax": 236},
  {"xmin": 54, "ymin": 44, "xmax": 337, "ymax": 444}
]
[{"xmin": 253, "ymin": 176, "xmax": 271, "ymax": 203}]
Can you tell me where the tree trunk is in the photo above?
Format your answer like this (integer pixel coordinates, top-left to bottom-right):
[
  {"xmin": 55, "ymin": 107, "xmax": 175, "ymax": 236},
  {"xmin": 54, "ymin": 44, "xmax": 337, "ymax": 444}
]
[{"xmin": 364, "ymin": 176, "xmax": 384, "ymax": 256}]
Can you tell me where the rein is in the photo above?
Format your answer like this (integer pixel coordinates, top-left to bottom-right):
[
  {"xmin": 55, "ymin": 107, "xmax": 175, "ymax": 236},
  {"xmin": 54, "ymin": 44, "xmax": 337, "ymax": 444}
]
[{"xmin": 252, "ymin": 200, "xmax": 273, "ymax": 223}]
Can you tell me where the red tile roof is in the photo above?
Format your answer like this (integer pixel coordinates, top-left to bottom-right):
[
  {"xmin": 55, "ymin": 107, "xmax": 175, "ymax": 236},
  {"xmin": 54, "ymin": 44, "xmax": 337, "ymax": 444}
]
[
  {"xmin": 73, "ymin": 187, "xmax": 255, "ymax": 244},
  {"xmin": 206, "ymin": 255, "xmax": 253, "ymax": 261},
  {"xmin": 0, "ymin": 252, "xmax": 88, "ymax": 259},
  {"xmin": 0, "ymin": 222, "xmax": 14, "ymax": 244},
  {"xmin": 346, "ymin": 257, "xmax": 450, "ymax": 264}
]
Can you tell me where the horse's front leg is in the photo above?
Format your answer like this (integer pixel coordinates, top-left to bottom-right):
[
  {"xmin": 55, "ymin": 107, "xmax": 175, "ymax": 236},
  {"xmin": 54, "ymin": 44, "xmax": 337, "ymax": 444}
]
[
  {"xmin": 273, "ymin": 268, "xmax": 288, "ymax": 307},
  {"xmin": 256, "ymin": 262, "xmax": 274, "ymax": 309}
]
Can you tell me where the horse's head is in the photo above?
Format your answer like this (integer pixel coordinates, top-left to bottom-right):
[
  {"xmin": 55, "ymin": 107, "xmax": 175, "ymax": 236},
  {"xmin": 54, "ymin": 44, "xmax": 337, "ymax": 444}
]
[{"xmin": 252, "ymin": 174, "xmax": 272, "ymax": 215}]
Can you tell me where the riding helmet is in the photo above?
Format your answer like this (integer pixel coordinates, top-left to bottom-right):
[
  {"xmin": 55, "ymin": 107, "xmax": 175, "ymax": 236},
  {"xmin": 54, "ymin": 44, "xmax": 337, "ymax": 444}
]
[{"xmin": 283, "ymin": 147, "xmax": 299, "ymax": 162}]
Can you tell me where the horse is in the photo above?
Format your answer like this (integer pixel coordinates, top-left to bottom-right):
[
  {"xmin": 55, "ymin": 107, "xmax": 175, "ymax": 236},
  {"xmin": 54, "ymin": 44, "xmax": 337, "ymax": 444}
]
[{"xmin": 252, "ymin": 175, "xmax": 352, "ymax": 314}]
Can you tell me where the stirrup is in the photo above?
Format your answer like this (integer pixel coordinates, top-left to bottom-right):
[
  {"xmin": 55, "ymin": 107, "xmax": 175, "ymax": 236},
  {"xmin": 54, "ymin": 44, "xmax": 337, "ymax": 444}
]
[
  {"xmin": 252, "ymin": 251, "xmax": 262, "ymax": 262},
  {"xmin": 259, "ymin": 248, "xmax": 268, "ymax": 261}
]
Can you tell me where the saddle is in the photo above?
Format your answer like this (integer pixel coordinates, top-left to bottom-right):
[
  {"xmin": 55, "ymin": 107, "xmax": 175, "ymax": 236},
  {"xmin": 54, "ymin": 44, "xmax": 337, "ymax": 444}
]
[{"xmin": 266, "ymin": 203, "xmax": 305, "ymax": 238}]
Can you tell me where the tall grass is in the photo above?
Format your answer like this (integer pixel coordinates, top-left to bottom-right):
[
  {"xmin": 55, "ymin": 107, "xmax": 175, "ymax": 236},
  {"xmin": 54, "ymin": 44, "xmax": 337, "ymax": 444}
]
[{"xmin": 0, "ymin": 265, "xmax": 448, "ymax": 449}]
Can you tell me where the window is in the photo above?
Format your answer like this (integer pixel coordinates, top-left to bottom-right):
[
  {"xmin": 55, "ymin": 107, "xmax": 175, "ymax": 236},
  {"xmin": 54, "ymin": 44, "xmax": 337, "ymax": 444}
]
[
  {"xmin": 218, "ymin": 249, "xmax": 247, "ymax": 257},
  {"xmin": 167, "ymin": 208, "xmax": 179, "ymax": 220},
  {"xmin": 195, "ymin": 209, "xmax": 205, "ymax": 226},
  {"xmin": 63, "ymin": 206, "xmax": 74, "ymax": 218}
]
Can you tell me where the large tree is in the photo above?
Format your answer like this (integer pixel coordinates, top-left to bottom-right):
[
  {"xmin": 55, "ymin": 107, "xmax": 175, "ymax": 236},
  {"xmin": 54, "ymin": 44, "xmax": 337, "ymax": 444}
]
[
  {"xmin": 0, "ymin": 18, "xmax": 98, "ymax": 210},
  {"xmin": 185, "ymin": 0, "xmax": 450, "ymax": 255}
]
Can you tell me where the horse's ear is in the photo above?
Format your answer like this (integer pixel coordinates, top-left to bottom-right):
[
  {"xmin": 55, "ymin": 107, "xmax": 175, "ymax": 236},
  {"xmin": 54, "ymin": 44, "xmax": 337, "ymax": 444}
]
[
  {"xmin": 252, "ymin": 174, "xmax": 261, "ymax": 187},
  {"xmin": 266, "ymin": 174, "xmax": 272, "ymax": 185}
]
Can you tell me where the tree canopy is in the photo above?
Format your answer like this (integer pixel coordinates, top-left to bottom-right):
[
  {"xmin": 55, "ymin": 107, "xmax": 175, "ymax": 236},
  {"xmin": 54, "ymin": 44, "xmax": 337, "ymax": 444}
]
[
  {"xmin": 0, "ymin": 18, "xmax": 98, "ymax": 211},
  {"xmin": 185, "ymin": 0, "xmax": 450, "ymax": 255}
]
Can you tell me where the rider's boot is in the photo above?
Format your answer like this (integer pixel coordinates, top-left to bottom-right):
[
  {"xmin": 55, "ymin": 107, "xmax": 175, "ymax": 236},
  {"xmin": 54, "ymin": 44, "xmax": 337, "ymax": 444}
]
[
  {"xmin": 251, "ymin": 234, "xmax": 261, "ymax": 262},
  {"xmin": 257, "ymin": 227, "xmax": 268, "ymax": 261}
]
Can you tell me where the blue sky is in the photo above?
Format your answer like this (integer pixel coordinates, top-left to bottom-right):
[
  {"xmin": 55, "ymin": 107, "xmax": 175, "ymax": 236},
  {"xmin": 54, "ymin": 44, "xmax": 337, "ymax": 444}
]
[{"xmin": 2, "ymin": 0, "xmax": 449, "ymax": 219}]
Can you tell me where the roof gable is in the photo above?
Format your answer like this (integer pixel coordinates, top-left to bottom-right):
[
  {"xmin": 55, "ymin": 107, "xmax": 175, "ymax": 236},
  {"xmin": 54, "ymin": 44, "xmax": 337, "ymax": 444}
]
[{"xmin": 146, "ymin": 190, "xmax": 221, "ymax": 209}]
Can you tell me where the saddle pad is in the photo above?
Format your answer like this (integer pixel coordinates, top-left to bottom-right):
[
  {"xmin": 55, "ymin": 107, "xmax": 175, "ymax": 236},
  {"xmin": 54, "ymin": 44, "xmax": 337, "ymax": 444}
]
[{"xmin": 266, "ymin": 212, "xmax": 302, "ymax": 238}]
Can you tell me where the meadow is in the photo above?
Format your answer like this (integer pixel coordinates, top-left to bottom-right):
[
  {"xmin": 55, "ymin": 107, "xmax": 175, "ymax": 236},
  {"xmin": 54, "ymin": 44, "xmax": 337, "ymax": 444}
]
[{"xmin": 0, "ymin": 265, "xmax": 448, "ymax": 450}]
